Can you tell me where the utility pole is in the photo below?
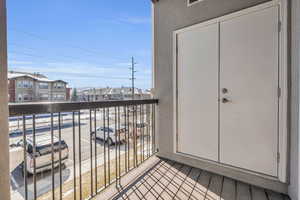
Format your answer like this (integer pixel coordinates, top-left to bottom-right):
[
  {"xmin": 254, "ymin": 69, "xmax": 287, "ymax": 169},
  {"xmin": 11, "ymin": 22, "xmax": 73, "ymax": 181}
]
[{"xmin": 129, "ymin": 56, "xmax": 137, "ymax": 100}]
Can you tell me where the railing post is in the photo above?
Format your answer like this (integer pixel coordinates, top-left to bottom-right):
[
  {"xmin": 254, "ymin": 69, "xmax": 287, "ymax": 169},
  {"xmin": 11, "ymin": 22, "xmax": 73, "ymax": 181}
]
[
  {"xmin": 7, "ymin": 99, "xmax": 158, "ymax": 200},
  {"xmin": 0, "ymin": 0, "xmax": 10, "ymax": 199}
]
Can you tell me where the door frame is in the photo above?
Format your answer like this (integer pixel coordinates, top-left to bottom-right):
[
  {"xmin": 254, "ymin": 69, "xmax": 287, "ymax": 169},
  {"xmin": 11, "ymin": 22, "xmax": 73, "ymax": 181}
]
[{"xmin": 173, "ymin": 0, "xmax": 288, "ymax": 183}]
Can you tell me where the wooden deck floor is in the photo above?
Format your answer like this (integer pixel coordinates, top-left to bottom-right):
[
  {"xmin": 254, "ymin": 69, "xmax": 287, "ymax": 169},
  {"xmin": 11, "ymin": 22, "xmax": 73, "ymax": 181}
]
[{"xmin": 98, "ymin": 157, "xmax": 290, "ymax": 200}]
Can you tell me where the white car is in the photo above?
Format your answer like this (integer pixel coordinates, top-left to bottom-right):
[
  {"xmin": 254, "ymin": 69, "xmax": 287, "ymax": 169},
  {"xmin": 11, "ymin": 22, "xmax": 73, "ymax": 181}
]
[
  {"xmin": 92, "ymin": 126, "xmax": 126, "ymax": 145},
  {"xmin": 18, "ymin": 134, "xmax": 69, "ymax": 176}
]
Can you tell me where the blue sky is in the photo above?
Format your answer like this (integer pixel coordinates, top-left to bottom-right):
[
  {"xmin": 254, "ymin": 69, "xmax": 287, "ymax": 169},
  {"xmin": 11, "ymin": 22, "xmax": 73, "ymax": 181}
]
[{"xmin": 7, "ymin": 0, "xmax": 152, "ymax": 89}]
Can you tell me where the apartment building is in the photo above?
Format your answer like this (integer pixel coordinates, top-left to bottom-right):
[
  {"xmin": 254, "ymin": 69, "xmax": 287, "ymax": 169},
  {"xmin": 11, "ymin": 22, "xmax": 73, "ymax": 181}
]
[
  {"xmin": 8, "ymin": 71, "xmax": 70, "ymax": 102},
  {"xmin": 77, "ymin": 86, "xmax": 152, "ymax": 101}
]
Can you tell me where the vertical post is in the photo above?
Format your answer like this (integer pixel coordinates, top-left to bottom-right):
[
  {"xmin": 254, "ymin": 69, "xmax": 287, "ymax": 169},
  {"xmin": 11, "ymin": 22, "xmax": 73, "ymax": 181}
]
[
  {"xmin": 78, "ymin": 112, "xmax": 82, "ymax": 200},
  {"xmin": 58, "ymin": 113, "xmax": 62, "ymax": 200},
  {"xmin": 130, "ymin": 56, "xmax": 136, "ymax": 100},
  {"xmin": 114, "ymin": 107, "xmax": 118, "ymax": 186},
  {"xmin": 131, "ymin": 57, "xmax": 135, "ymax": 99},
  {"xmin": 89, "ymin": 110, "xmax": 93, "ymax": 196},
  {"xmin": 51, "ymin": 113, "xmax": 55, "ymax": 200},
  {"xmin": 118, "ymin": 107, "xmax": 121, "ymax": 181},
  {"xmin": 103, "ymin": 108, "xmax": 107, "ymax": 186},
  {"xmin": 32, "ymin": 115, "xmax": 37, "ymax": 200},
  {"xmin": 124, "ymin": 106, "xmax": 128, "ymax": 172},
  {"xmin": 0, "ymin": 0, "xmax": 10, "ymax": 199},
  {"xmin": 94, "ymin": 110, "xmax": 98, "ymax": 192},
  {"xmin": 107, "ymin": 108, "xmax": 111, "ymax": 184},
  {"xmin": 22, "ymin": 116, "xmax": 28, "ymax": 200},
  {"xmin": 72, "ymin": 112, "xmax": 76, "ymax": 200}
]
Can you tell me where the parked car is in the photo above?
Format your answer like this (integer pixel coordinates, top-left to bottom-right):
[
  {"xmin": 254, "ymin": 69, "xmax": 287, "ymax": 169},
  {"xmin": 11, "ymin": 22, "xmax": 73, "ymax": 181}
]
[
  {"xmin": 136, "ymin": 122, "xmax": 148, "ymax": 136},
  {"xmin": 17, "ymin": 134, "xmax": 69, "ymax": 176},
  {"xmin": 92, "ymin": 126, "xmax": 126, "ymax": 145},
  {"xmin": 126, "ymin": 122, "xmax": 149, "ymax": 138}
]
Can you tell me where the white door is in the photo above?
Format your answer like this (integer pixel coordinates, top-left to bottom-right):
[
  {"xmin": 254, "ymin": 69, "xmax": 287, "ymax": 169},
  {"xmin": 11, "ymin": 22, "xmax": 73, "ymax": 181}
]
[
  {"xmin": 219, "ymin": 7, "xmax": 279, "ymax": 176},
  {"xmin": 177, "ymin": 23, "xmax": 219, "ymax": 161}
]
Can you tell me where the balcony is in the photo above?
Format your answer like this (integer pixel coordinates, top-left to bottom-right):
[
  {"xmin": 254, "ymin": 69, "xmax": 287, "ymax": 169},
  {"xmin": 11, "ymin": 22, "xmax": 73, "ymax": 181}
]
[
  {"xmin": 9, "ymin": 99, "xmax": 157, "ymax": 200},
  {"xmin": 96, "ymin": 157, "xmax": 290, "ymax": 200},
  {"xmin": 8, "ymin": 99, "xmax": 290, "ymax": 200}
]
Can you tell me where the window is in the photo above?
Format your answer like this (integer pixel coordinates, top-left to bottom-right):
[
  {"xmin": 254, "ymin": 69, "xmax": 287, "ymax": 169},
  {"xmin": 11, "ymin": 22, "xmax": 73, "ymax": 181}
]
[
  {"xmin": 37, "ymin": 141, "xmax": 67, "ymax": 156},
  {"xmin": 17, "ymin": 80, "xmax": 23, "ymax": 88},
  {"xmin": 54, "ymin": 94, "xmax": 65, "ymax": 100},
  {"xmin": 39, "ymin": 82, "xmax": 49, "ymax": 89},
  {"xmin": 23, "ymin": 80, "xmax": 32, "ymax": 88},
  {"xmin": 40, "ymin": 93, "xmax": 49, "ymax": 100},
  {"xmin": 188, "ymin": 0, "xmax": 201, "ymax": 6},
  {"xmin": 54, "ymin": 82, "xmax": 65, "ymax": 89},
  {"xmin": 23, "ymin": 94, "xmax": 31, "ymax": 101},
  {"xmin": 17, "ymin": 80, "xmax": 33, "ymax": 88}
]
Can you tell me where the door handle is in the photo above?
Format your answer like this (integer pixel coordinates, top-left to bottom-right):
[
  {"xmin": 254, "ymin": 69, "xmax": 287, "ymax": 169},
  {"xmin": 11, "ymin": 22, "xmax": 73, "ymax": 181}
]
[{"xmin": 222, "ymin": 98, "xmax": 229, "ymax": 103}]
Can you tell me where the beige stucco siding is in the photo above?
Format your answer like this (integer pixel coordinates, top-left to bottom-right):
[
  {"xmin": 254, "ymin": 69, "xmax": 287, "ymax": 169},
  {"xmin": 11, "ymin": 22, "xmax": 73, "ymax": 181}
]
[
  {"xmin": 0, "ymin": 0, "xmax": 10, "ymax": 199},
  {"xmin": 153, "ymin": 0, "xmax": 299, "ymax": 196}
]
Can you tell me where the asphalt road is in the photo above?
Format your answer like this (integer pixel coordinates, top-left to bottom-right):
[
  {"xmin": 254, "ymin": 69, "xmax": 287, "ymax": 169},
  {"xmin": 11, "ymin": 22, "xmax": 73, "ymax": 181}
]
[{"xmin": 9, "ymin": 110, "xmax": 152, "ymax": 200}]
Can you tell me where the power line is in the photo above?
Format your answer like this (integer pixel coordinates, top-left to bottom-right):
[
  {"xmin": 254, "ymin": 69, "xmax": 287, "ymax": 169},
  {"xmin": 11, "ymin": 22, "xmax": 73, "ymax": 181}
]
[
  {"xmin": 9, "ymin": 49, "xmax": 91, "ymax": 63},
  {"xmin": 8, "ymin": 43, "xmax": 125, "ymax": 66},
  {"xmin": 9, "ymin": 28, "xmax": 129, "ymax": 61},
  {"xmin": 8, "ymin": 52, "xmax": 130, "ymax": 80},
  {"xmin": 79, "ymin": 76, "xmax": 129, "ymax": 80},
  {"xmin": 8, "ymin": 29, "xmax": 150, "ymax": 84}
]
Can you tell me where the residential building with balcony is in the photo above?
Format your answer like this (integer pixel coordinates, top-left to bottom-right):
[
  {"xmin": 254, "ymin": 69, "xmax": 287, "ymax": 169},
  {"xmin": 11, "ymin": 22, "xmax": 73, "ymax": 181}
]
[
  {"xmin": 8, "ymin": 71, "xmax": 70, "ymax": 102},
  {"xmin": 77, "ymin": 86, "xmax": 152, "ymax": 101}
]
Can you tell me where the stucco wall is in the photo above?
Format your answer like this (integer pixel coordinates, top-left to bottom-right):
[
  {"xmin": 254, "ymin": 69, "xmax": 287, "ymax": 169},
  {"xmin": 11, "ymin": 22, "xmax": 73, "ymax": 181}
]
[
  {"xmin": 0, "ymin": 0, "xmax": 10, "ymax": 199},
  {"xmin": 289, "ymin": 0, "xmax": 300, "ymax": 198},
  {"xmin": 154, "ymin": 0, "xmax": 271, "ymax": 158},
  {"xmin": 153, "ymin": 0, "xmax": 299, "ymax": 195}
]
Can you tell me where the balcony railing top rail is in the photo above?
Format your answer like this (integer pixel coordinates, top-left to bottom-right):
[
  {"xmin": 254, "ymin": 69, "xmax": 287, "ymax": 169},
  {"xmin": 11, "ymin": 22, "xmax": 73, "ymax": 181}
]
[
  {"xmin": 9, "ymin": 99, "xmax": 158, "ymax": 200},
  {"xmin": 9, "ymin": 99, "xmax": 158, "ymax": 116}
]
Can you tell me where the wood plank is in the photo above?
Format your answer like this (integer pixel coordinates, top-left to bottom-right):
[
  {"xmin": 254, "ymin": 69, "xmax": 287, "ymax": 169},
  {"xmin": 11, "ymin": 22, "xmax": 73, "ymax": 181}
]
[
  {"xmin": 157, "ymin": 163, "xmax": 184, "ymax": 198},
  {"xmin": 251, "ymin": 186, "xmax": 268, "ymax": 200},
  {"xmin": 127, "ymin": 190, "xmax": 141, "ymax": 200},
  {"xmin": 175, "ymin": 165, "xmax": 192, "ymax": 183},
  {"xmin": 236, "ymin": 182, "xmax": 251, "ymax": 200},
  {"xmin": 221, "ymin": 177, "xmax": 236, "ymax": 200},
  {"xmin": 205, "ymin": 174, "xmax": 223, "ymax": 200},
  {"xmin": 185, "ymin": 168, "xmax": 202, "ymax": 186},
  {"xmin": 143, "ymin": 161, "xmax": 178, "ymax": 198},
  {"xmin": 184, "ymin": 168, "xmax": 202, "ymax": 198},
  {"xmin": 98, "ymin": 157, "xmax": 289, "ymax": 200},
  {"xmin": 282, "ymin": 195, "xmax": 291, "ymax": 200},
  {"xmin": 139, "ymin": 177, "xmax": 159, "ymax": 199},
  {"xmin": 190, "ymin": 170, "xmax": 211, "ymax": 200},
  {"xmin": 174, "ymin": 166, "xmax": 193, "ymax": 199},
  {"xmin": 144, "ymin": 191, "xmax": 158, "ymax": 200},
  {"xmin": 266, "ymin": 190, "xmax": 284, "ymax": 200}
]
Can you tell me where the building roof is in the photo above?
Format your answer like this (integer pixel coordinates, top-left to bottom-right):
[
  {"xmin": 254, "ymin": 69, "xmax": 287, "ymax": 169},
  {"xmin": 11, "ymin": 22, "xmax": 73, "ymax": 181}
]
[
  {"xmin": 8, "ymin": 71, "xmax": 67, "ymax": 83},
  {"xmin": 76, "ymin": 87, "xmax": 149, "ymax": 96}
]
